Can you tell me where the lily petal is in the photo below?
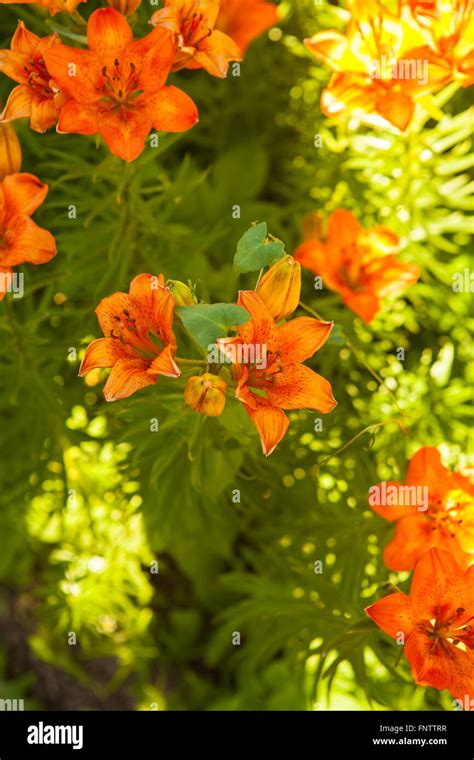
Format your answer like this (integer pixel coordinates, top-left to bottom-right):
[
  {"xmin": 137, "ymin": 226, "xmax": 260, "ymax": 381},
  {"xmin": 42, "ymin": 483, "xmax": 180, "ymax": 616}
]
[
  {"xmin": 1, "ymin": 216, "xmax": 56, "ymax": 267},
  {"xmin": 43, "ymin": 44, "xmax": 102, "ymax": 103},
  {"xmin": 137, "ymin": 28, "xmax": 176, "ymax": 90},
  {"xmin": 103, "ymin": 357, "xmax": 156, "ymax": 402},
  {"xmin": 149, "ymin": 85, "xmax": 199, "ymax": 133},
  {"xmin": 276, "ymin": 317, "xmax": 334, "ymax": 364},
  {"xmin": 148, "ymin": 344, "xmax": 180, "ymax": 377},
  {"xmin": 365, "ymin": 591, "xmax": 413, "ymax": 639},
  {"xmin": 409, "ymin": 547, "xmax": 471, "ymax": 618},
  {"xmin": 2, "ymin": 85, "xmax": 33, "ymax": 122},
  {"xmin": 30, "ymin": 95, "xmax": 60, "ymax": 132},
  {"xmin": 80, "ymin": 337, "xmax": 130, "ymax": 375},
  {"xmin": 192, "ymin": 29, "xmax": 241, "ymax": 78},
  {"xmin": 265, "ymin": 363, "xmax": 337, "ymax": 413},
  {"xmin": 236, "ymin": 290, "xmax": 276, "ymax": 346},
  {"xmin": 244, "ymin": 398, "xmax": 290, "ymax": 456},
  {"xmin": 87, "ymin": 8, "xmax": 133, "ymax": 58},
  {"xmin": 2, "ymin": 173, "xmax": 48, "ymax": 217}
]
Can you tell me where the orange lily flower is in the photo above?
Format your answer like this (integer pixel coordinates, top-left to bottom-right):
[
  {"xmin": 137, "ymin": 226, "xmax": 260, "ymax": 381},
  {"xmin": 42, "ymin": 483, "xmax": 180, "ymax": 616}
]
[
  {"xmin": 294, "ymin": 209, "xmax": 420, "ymax": 324},
  {"xmin": 304, "ymin": 0, "xmax": 434, "ymax": 130},
  {"xmin": 0, "ymin": 0, "xmax": 85, "ymax": 15},
  {"xmin": 150, "ymin": 0, "xmax": 241, "ymax": 77},
  {"xmin": 217, "ymin": 291, "xmax": 336, "ymax": 456},
  {"xmin": 215, "ymin": 0, "xmax": 279, "ymax": 55},
  {"xmin": 369, "ymin": 446, "xmax": 474, "ymax": 571},
  {"xmin": 366, "ymin": 547, "xmax": 474, "ymax": 701},
  {"xmin": 0, "ymin": 22, "xmax": 63, "ymax": 133},
  {"xmin": 0, "ymin": 173, "xmax": 56, "ymax": 301},
  {"xmin": 405, "ymin": 0, "xmax": 474, "ymax": 89},
  {"xmin": 80, "ymin": 274, "xmax": 181, "ymax": 401},
  {"xmin": 43, "ymin": 8, "xmax": 198, "ymax": 162}
]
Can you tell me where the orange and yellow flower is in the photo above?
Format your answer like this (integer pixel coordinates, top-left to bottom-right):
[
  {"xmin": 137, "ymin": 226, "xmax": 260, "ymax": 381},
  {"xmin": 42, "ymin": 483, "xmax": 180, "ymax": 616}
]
[
  {"xmin": 304, "ymin": 0, "xmax": 438, "ymax": 130},
  {"xmin": 366, "ymin": 547, "xmax": 474, "ymax": 701},
  {"xmin": 150, "ymin": 0, "xmax": 241, "ymax": 77},
  {"xmin": 294, "ymin": 209, "xmax": 420, "ymax": 323},
  {"xmin": 369, "ymin": 446, "xmax": 474, "ymax": 571},
  {"xmin": 0, "ymin": 173, "xmax": 56, "ymax": 301},
  {"xmin": 0, "ymin": 0, "xmax": 85, "ymax": 16},
  {"xmin": 406, "ymin": 0, "xmax": 474, "ymax": 89},
  {"xmin": 44, "ymin": 8, "xmax": 198, "ymax": 162},
  {"xmin": 0, "ymin": 22, "xmax": 63, "ymax": 133},
  {"xmin": 215, "ymin": 0, "xmax": 278, "ymax": 55},
  {"xmin": 185, "ymin": 372, "xmax": 227, "ymax": 415},
  {"xmin": 217, "ymin": 291, "xmax": 336, "ymax": 456},
  {"xmin": 80, "ymin": 274, "xmax": 181, "ymax": 401}
]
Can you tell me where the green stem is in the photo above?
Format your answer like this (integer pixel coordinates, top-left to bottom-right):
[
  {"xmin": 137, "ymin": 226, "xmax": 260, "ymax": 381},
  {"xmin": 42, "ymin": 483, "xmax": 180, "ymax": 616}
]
[
  {"xmin": 299, "ymin": 300, "xmax": 409, "ymax": 428},
  {"xmin": 70, "ymin": 10, "xmax": 87, "ymax": 25},
  {"xmin": 176, "ymin": 358, "xmax": 208, "ymax": 367},
  {"xmin": 315, "ymin": 419, "xmax": 405, "ymax": 473}
]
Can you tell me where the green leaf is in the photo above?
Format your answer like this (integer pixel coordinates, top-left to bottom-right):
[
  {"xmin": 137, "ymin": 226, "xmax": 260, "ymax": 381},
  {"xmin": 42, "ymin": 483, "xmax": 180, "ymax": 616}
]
[
  {"xmin": 177, "ymin": 303, "xmax": 250, "ymax": 347},
  {"xmin": 233, "ymin": 222, "xmax": 285, "ymax": 273}
]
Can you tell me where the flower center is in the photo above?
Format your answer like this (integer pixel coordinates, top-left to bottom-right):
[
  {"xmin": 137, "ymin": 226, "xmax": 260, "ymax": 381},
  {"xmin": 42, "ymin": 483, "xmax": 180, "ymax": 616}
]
[
  {"xmin": 244, "ymin": 351, "xmax": 282, "ymax": 395},
  {"xmin": 100, "ymin": 59, "xmax": 142, "ymax": 111},
  {"xmin": 338, "ymin": 243, "xmax": 365, "ymax": 290},
  {"xmin": 108, "ymin": 308, "xmax": 163, "ymax": 358},
  {"xmin": 23, "ymin": 56, "xmax": 54, "ymax": 97},
  {"xmin": 180, "ymin": 12, "xmax": 212, "ymax": 48},
  {"xmin": 420, "ymin": 607, "xmax": 474, "ymax": 656},
  {"xmin": 426, "ymin": 491, "xmax": 469, "ymax": 538}
]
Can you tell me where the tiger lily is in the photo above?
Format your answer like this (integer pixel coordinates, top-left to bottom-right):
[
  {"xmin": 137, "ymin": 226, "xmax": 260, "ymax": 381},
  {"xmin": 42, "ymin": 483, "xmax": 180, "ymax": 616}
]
[
  {"xmin": 217, "ymin": 291, "xmax": 336, "ymax": 456},
  {"xmin": 405, "ymin": 0, "xmax": 474, "ymax": 89},
  {"xmin": 294, "ymin": 208, "xmax": 420, "ymax": 324},
  {"xmin": 80, "ymin": 273, "xmax": 181, "ymax": 401},
  {"xmin": 0, "ymin": 173, "xmax": 56, "ymax": 301},
  {"xmin": 304, "ymin": 0, "xmax": 433, "ymax": 130},
  {"xmin": 0, "ymin": 22, "xmax": 63, "ymax": 133},
  {"xmin": 369, "ymin": 446, "xmax": 474, "ymax": 571},
  {"xmin": 150, "ymin": 0, "xmax": 242, "ymax": 77},
  {"xmin": 44, "ymin": 8, "xmax": 198, "ymax": 162},
  {"xmin": 366, "ymin": 547, "xmax": 474, "ymax": 701},
  {"xmin": 215, "ymin": 0, "xmax": 279, "ymax": 54}
]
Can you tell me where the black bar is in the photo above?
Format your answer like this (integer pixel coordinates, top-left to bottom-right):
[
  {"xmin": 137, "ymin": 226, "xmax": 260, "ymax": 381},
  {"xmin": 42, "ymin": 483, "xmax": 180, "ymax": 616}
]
[{"xmin": 0, "ymin": 710, "xmax": 472, "ymax": 757}]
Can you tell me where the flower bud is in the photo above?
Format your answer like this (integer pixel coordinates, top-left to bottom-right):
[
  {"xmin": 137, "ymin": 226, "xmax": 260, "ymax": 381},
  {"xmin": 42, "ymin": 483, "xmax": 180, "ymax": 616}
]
[
  {"xmin": 107, "ymin": 0, "xmax": 141, "ymax": 16},
  {"xmin": 167, "ymin": 280, "xmax": 197, "ymax": 306},
  {"xmin": 0, "ymin": 121, "xmax": 22, "ymax": 180},
  {"xmin": 256, "ymin": 255, "xmax": 301, "ymax": 322},
  {"xmin": 184, "ymin": 373, "xmax": 226, "ymax": 417}
]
